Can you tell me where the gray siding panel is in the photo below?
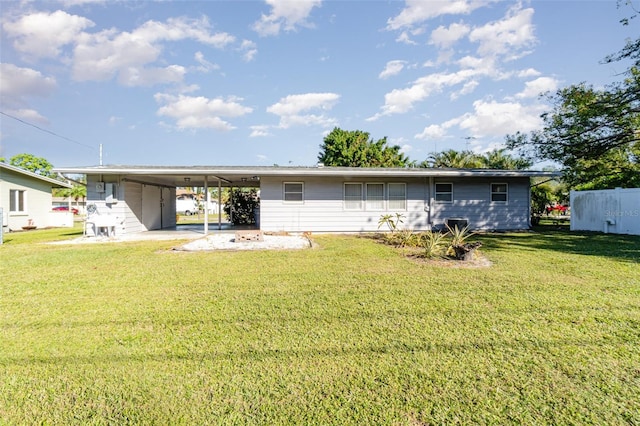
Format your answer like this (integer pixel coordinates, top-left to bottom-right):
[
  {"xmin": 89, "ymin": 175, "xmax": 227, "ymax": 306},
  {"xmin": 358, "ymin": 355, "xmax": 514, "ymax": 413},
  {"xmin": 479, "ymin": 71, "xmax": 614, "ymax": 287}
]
[
  {"xmin": 430, "ymin": 177, "xmax": 529, "ymax": 230},
  {"xmin": 260, "ymin": 177, "xmax": 430, "ymax": 232},
  {"xmin": 260, "ymin": 176, "xmax": 530, "ymax": 232}
]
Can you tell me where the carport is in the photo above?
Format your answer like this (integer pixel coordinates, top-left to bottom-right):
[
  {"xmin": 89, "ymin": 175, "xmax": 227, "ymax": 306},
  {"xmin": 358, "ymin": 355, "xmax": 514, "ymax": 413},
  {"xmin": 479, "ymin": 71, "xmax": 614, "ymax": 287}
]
[{"xmin": 55, "ymin": 166, "xmax": 263, "ymax": 236}]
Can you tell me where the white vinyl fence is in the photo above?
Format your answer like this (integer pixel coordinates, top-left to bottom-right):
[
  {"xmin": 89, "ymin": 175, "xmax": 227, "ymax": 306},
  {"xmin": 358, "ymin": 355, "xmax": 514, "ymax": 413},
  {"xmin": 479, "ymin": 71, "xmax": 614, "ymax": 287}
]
[{"xmin": 570, "ymin": 188, "xmax": 640, "ymax": 235}]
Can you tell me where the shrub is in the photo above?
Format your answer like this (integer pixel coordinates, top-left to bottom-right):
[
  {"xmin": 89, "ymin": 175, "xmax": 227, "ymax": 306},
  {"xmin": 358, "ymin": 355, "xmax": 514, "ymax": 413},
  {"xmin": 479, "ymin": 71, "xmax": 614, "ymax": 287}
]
[
  {"xmin": 224, "ymin": 188, "xmax": 259, "ymax": 225},
  {"xmin": 419, "ymin": 231, "xmax": 448, "ymax": 258}
]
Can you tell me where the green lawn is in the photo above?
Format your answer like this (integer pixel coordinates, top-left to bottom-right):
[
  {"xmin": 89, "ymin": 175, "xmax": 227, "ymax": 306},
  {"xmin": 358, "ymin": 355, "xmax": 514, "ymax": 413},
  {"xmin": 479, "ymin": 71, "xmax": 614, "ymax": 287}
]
[{"xmin": 1, "ymin": 225, "xmax": 639, "ymax": 424}]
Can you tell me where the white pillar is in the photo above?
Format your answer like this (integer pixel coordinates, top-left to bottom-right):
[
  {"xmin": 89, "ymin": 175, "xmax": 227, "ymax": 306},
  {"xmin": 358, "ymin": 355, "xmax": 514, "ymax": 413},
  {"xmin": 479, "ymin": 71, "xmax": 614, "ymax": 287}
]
[
  {"xmin": 204, "ymin": 176, "xmax": 209, "ymax": 235},
  {"xmin": 218, "ymin": 179, "xmax": 222, "ymax": 230}
]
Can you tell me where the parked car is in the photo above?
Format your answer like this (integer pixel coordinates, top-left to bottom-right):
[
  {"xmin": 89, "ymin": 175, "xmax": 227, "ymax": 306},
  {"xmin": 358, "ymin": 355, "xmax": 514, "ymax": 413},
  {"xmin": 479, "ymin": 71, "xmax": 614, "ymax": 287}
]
[{"xmin": 52, "ymin": 206, "xmax": 79, "ymax": 214}]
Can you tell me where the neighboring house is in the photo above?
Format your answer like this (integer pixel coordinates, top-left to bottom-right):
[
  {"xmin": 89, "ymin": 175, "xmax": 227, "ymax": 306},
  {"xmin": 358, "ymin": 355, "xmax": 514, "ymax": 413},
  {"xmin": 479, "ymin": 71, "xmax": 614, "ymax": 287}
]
[
  {"xmin": 53, "ymin": 165, "xmax": 557, "ymax": 235},
  {"xmin": 1, "ymin": 163, "xmax": 73, "ymax": 231},
  {"xmin": 570, "ymin": 188, "xmax": 640, "ymax": 236}
]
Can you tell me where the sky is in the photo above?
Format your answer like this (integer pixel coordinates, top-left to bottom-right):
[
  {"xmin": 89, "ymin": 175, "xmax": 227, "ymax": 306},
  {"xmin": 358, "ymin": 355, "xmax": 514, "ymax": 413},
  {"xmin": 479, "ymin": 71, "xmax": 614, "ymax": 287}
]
[{"xmin": 0, "ymin": 0, "xmax": 637, "ymax": 169}]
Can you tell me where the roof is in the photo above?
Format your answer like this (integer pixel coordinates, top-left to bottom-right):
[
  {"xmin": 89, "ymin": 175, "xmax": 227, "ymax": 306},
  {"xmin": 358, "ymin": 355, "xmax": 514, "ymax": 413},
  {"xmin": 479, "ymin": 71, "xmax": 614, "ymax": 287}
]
[
  {"xmin": 1, "ymin": 163, "xmax": 73, "ymax": 188},
  {"xmin": 53, "ymin": 165, "xmax": 560, "ymax": 188}
]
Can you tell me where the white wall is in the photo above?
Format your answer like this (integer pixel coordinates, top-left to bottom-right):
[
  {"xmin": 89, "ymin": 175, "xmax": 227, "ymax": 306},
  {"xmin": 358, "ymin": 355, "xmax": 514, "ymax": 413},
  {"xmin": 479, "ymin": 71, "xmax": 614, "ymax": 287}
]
[
  {"xmin": 570, "ymin": 188, "xmax": 640, "ymax": 235},
  {"xmin": 0, "ymin": 168, "xmax": 60, "ymax": 230}
]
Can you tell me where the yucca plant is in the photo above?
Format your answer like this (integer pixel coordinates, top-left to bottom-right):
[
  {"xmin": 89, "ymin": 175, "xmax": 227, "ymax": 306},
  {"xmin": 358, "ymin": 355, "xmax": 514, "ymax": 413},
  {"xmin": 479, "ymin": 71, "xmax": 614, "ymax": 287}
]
[
  {"xmin": 446, "ymin": 223, "xmax": 473, "ymax": 246},
  {"xmin": 395, "ymin": 228, "xmax": 418, "ymax": 248},
  {"xmin": 419, "ymin": 230, "xmax": 448, "ymax": 258},
  {"xmin": 445, "ymin": 224, "xmax": 481, "ymax": 260}
]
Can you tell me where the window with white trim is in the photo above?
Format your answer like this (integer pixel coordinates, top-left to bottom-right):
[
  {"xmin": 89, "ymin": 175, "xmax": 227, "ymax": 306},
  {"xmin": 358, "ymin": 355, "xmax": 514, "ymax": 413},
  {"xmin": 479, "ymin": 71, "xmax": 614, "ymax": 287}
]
[
  {"xmin": 388, "ymin": 183, "xmax": 407, "ymax": 210},
  {"xmin": 344, "ymin": 183, "xmax": 363, "ymax": 210},
  {"xmin": 435, "ymin": 183, "xmax": 453, "ymax": 203},
  {"xmin": 366, "ymin": 183, "xmax": 384, "ymax": 210},
  {"xmin": 283, "ymin": 182, "xmax": 304, "ymax": 202},
  {"xmin": 9, "ymin": 189, "xmax": 25, "ymax": 212},
  {"xmin": 491, "ymin": 183, "xmax": 508, "ymax": 203}
]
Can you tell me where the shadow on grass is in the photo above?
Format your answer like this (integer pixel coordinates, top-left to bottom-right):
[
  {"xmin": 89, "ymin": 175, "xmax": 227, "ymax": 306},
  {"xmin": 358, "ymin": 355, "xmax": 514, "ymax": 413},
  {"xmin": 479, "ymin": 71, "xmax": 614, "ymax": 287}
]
[{"xmin": 478, "ymin": 225, "xmax": 640, "ymax": 263}]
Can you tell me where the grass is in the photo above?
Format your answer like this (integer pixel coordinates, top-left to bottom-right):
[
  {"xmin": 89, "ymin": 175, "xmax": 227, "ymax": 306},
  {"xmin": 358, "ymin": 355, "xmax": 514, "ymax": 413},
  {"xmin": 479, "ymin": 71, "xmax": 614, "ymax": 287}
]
[{"xmin": 1, "ymin": 224, "xmax": 639, "ymax": 424}]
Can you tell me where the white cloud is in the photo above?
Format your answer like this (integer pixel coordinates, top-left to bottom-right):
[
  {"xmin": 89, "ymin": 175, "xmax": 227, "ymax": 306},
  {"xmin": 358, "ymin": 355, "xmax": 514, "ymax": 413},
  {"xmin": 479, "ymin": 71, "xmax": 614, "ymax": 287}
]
[
  {"xmin": 457, "ymin": 99, "xmax": 544, "ymax": 137},
  {"xmin": 240, "ymin": 40, "xmax": 258, "ymax": 62},
  {"xmin": 72, "ymin": 16, "xmax": 234, "ymax": 86},
  {"xmin": 4, "ymin": 108, "xmax": 50, "ymax": 125},
  {"xmin": 368, "ymin": 69, "xmax": 477, "ymax": 120},
  {"xmin": 253, "ymin": 0, "xmax": 322, "ymax": 37},
  {"xmin": 154, "ymin": 93, "xmax": 253, "ymax": 131},
  {"xmin": 517, "ymin": 68, "xmax": 541, "ymax": 78},
  {"xmin": 0, "ymin": 63, "xmax": 57, "ymax": 101},
  {"xmin": 2, "ymin": 10, "xmax": 94, "ymax": 58},
  {"xmin": 516, "ymin": 76, "xmax": 559, "ymax": 99},
  {"xmin": 119, "ymin": 65, "xmax": 186, "ymax": 87},
  {"xmin": 469, "ymin": 5, "xmax": 536, "ymax": 59},
  {"xmin": 267, "ymin": 92, "xmax": 339, "ymax": 129},
  {"xmin": 387, "ymin": 0, "xmax": 492, "ymax": 31},
  {"xmin": 0, "ymin": 63, "xmax": 56, "ymax": 122},
  {"xmin": 415, "ymin": 124, "xmax": 449, "ymax": 140},
  {"xmin": 250, "ymin": 125, "xmax": 272, "ymax": 137},
  {"xmin": 379, "ymin": 60, "xmax": 407, "ymax": 79},
  {"xmin": 399, "ymin": 144, "xmax": 413, "ymax": 154},
  {"xmin": 450, "ymin": 80, "xmax": 479, "ymax": 100},
  {"xmin": 429, "ymin": 21, "xmax": 470, "ymax": 48},
  {"xmin": 194, "ymin": 52, "xmax": 220, "ymax": 73}
]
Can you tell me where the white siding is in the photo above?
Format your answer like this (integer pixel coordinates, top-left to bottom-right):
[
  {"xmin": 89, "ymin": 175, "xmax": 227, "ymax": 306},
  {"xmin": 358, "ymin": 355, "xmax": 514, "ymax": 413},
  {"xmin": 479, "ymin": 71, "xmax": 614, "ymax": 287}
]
[{"xmin": 0, "ymin": 168, "xmax": 57, "ymax": 230}]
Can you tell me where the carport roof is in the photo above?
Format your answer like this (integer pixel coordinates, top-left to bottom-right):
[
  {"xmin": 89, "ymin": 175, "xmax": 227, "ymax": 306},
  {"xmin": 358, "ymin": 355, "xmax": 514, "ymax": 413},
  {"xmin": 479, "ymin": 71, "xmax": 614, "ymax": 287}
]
[{"xmin": 54, "ymin": 165, "xmax": 560, "ymax": 188}]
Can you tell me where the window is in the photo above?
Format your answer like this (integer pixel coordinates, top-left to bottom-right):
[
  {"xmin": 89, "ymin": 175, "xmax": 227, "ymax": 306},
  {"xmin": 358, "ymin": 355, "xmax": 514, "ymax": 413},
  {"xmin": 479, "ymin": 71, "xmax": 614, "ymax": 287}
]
[
  {"xmin": 491, "ymin": 183, "xmax": 508, "ymax": 203},
  {"xmin": 388, "ymin": 183, "xmax": 407, "ymax": 210},
  {"xmin": 435, "ymin": 183, "xmax": 453, "ymax": 203},
  {"xmin": 9, "ymin": 189, "xmax": 25, "ymax": 212},
  {"xmin": 344, "ymin": 183, "xmax": 363, "ymax": 210},
  {"xmin": 283, "ymin": 182, "xmax": 304, "ymax": 202},
  {"xmin": 366, "ymin": 183, "xmax": 384, "ymax": 210}
]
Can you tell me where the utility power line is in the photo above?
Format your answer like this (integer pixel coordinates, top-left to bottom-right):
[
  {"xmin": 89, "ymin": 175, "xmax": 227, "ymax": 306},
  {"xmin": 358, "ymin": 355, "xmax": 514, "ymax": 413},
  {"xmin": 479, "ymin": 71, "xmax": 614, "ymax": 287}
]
[{"xmin": 0, "ymin": 111, "xmax": 96, "ymax": 151}]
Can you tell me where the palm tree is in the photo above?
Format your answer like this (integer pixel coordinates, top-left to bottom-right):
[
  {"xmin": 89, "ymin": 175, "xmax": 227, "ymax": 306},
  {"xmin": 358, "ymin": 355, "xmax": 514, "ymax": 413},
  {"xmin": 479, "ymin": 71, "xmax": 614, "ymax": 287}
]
[
  {"xmin": 482, "ymin": 148, "xmax": 532, "ymax": 170},
  {"xmin": 421, "ymin": 149, "xmax": 484, "ymax": 168}
]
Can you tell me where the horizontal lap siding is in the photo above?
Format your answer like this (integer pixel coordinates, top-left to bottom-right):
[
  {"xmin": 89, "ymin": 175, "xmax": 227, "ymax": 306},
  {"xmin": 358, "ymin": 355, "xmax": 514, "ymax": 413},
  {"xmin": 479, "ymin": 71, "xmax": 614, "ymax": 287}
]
[
  {"xmin": 260, "ymin": 177, "xmax": 429, "ymax": 232},
  {"xmin": 430, "ymin": 177, "xmax": 529, "ymax": 230}
]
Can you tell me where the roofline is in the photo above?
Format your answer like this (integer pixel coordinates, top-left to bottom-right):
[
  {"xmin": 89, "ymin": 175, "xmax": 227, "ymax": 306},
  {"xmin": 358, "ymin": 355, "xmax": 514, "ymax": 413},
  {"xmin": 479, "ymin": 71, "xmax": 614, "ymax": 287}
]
[
  {"xmin": 1, "ymin": 162, "xmax": 73, "ymax": 188},
  {"xmin": 53, "ymin": 165, "xmax": 560, "ymax": 178}
]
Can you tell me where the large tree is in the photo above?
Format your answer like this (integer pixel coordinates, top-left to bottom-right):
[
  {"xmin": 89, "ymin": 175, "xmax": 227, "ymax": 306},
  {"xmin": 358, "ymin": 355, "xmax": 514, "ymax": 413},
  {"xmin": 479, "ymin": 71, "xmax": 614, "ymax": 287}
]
[
  {"xmin": 318, "ymin": 127, "xmax": 410, "ymax": 167},
  {"xmin": 506, "ymin": 7, "xmax": 639, "ymax": 190},
  {"xmin": 8, "ymin": 153, "xmax": 57, "ymax": 178}
]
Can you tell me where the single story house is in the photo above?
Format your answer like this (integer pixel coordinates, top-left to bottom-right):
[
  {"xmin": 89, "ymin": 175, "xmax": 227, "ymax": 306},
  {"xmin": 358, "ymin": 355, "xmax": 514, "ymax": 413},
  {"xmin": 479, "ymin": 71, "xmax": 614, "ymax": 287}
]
[
  {"xmin": 1, "ymin": 163, "xmax": 73, "ymax": 231},
  {"xmin": 53, "ymin": 165, "xmax": 557, "ymax": 235}
]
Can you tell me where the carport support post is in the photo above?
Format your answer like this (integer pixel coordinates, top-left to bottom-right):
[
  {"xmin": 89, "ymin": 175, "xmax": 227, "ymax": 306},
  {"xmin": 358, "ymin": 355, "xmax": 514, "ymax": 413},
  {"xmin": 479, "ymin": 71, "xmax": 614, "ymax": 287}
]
[
  {"xmin": 218, "ymin": 179, "xmax": 222, "ymax": 230},
  {"xmin": 204, "ymin": 175, "xmax": 209, "ymax": 235}
]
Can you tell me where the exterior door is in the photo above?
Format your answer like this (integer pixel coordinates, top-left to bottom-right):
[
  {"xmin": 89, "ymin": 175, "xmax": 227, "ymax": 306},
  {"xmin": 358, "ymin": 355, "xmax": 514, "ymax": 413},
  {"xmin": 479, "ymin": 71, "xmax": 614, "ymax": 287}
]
[{"xmin": 142, "ymin": 184, "xmax": 162, "ymax": 231}]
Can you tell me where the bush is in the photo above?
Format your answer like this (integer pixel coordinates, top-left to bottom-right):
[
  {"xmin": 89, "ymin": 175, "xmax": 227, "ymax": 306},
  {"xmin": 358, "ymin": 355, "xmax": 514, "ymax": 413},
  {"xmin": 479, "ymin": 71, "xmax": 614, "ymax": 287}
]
[{"xmin": 224, "ymin": 188, "xmax": 259, "ymax": 225}]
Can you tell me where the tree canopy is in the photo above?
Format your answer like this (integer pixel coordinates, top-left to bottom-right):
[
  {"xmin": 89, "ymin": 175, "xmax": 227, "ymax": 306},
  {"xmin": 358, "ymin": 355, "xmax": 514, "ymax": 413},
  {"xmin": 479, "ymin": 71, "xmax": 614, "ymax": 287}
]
[
  {"xmin": 419, "ymin": 148, "xmax": 531, "ymax": 170},
  {"xmin": 318, "ymin": 128, "xmax": 410, "ymax": 167},
  {"xmin": 506, "ymin": 6, "xmax": 639, "ymax": 190},
  {"xmin": 6, "ymin": 153, "xmax": 57, "ymax": 178}
]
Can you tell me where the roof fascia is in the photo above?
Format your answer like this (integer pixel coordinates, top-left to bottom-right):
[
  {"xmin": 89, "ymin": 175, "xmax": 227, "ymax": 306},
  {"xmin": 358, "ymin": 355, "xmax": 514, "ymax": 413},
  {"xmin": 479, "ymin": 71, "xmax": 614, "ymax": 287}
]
[{"xmin": 1, "ymin": 163, "xmax": 73, "ymax": 188}]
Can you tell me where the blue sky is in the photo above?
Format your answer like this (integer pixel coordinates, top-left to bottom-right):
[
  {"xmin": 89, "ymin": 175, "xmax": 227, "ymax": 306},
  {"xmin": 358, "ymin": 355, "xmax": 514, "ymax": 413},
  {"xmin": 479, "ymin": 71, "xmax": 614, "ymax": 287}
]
[{"xmin": 0, "ymin": 0, "xmax": 636, "ymax": 168}]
